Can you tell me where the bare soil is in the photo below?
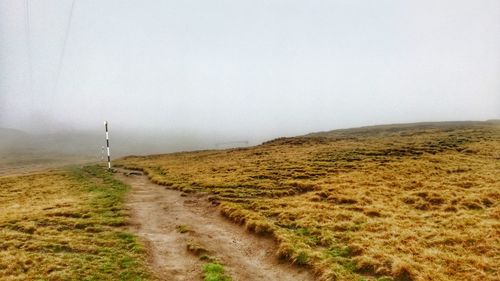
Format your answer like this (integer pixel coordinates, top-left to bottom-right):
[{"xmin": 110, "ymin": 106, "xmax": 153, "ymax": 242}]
[{"xmin": 116, "ymin": 169, "xmax": 314, "ymax": 281}]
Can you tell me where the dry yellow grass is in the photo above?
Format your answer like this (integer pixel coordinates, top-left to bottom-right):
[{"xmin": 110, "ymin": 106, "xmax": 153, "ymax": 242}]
[
  {"xmin": 117, "ymin": 121, "xmax": 500, "ymax": 281},
  {"xmin": 0, "ymin": 165, "xmax": 151, "ymax": 281}
]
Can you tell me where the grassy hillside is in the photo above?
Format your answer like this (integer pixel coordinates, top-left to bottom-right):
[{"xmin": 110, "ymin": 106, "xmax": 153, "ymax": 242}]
[
  {"xmin": 0, "ymin": 165, "xmax": 152, "ymax": 280},
  {"xmin": 117, "ymin": 121, "xmax": 500, "ymax": 281}
]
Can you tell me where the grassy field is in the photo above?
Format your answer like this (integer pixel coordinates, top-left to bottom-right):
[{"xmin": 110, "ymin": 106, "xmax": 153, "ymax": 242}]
[
  {"xmin": 0, "ymin": 165, "xmax": 151, "ymax": 281},
  {"xmin": 117, "ymin": 121, "xmax": 500, "ymax": 281}
]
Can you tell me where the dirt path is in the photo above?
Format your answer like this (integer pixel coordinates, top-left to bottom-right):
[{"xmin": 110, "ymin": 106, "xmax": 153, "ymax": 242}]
[{"xmin": 116, "ymin": 170, "xmax": 314, "ymax": 281}]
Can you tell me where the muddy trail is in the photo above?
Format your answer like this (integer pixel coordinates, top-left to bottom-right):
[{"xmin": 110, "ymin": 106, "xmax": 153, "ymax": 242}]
[{"xmin": 115, "ymin": 169, "xmax": 314, "ymax": 281}]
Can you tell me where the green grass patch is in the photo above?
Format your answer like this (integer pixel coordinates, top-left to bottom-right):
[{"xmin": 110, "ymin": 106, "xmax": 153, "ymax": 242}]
[{"xmin": 202, "ymin": 263, "xmax": 232, "ymax": 281}]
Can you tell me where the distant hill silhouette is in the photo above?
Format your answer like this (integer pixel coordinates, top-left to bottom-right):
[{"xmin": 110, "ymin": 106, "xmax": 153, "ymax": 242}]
[{"xmin": 305, "ymin": 120, "xmax": 500, "ymax": 138}]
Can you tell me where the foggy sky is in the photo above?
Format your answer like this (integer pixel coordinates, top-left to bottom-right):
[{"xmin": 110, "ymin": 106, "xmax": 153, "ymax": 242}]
[{"xmin": 1, "ymin": 0, "xmax": 499, "ymax": 141}]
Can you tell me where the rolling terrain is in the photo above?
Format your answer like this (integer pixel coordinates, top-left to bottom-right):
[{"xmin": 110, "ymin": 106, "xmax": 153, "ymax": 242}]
[{"xmin": 117, "ymin": 121, "xmax": 500, "ymax": 281}]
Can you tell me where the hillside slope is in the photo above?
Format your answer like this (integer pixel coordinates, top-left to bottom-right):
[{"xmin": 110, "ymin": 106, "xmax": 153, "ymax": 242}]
[
  {"xmin": 0, "ymin": 128, "xmax": 31, "ymax": 149},
  {"xmin": 117, "ymin": 121, "xmax": 500, "ymax": 281}
]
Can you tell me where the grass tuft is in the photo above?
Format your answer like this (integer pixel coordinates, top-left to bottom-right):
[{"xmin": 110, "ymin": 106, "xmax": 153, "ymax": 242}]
[
  {"xmin": 176, "ymin": 224, "xmax": 190, "ymax": 233},
  {"xmin": 202, "ymin": 263, "xmax": 232, "ymax": 281}
]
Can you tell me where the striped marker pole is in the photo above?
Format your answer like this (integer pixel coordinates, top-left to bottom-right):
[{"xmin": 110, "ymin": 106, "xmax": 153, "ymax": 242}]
[{"xmin": 104, "ymin": 121, "xmax": 111, "ymax": 170}]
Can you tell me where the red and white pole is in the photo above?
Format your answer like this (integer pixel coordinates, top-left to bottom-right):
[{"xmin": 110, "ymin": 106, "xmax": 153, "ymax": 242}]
[{"xmin": 104, "ymin": 121, "xmax": 111, "ymax": 170}]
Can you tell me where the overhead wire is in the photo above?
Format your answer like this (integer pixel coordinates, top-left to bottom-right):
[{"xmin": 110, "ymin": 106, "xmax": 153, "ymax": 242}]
[
  {"xmin": 52, "ymin": 0, "xmax": 76, "ymax": 101},
  {"xmin": 24, "ymin": 0, "xmax": 33, "ymax": 108}
]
